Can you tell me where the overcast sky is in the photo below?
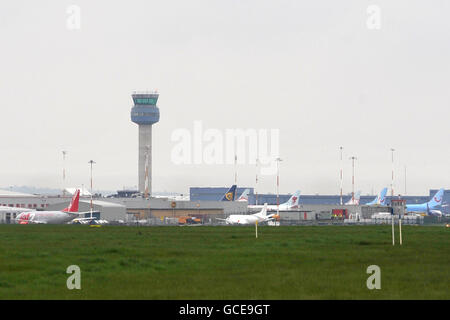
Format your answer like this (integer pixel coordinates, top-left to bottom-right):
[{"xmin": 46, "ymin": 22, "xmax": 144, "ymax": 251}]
[{"xmin": 0, "ymin": 0, "xmax": 449, "ymax": 196}]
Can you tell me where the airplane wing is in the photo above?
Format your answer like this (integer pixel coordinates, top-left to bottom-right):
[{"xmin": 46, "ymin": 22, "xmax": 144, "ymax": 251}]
[
  {"xmin": 68, "ymin": 211, "xmax": 100, "ymax": 217},
  {"xmin": 215, "ymin": 218, "xmax": 227, "ymax": 221},
  {"xmin": 73, "ymin": 217, "xmax": 97, "ymax": 221}
]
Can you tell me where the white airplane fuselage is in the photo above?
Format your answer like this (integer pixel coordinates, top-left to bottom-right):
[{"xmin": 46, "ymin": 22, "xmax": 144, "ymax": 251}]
[
  {"xmin": 16, "ymin": 211, "xmax": 80, "ymax": 224},
  {"xmin": 248, "ymin": 203, "xmax": 296, "ymax": 211},
  {"xmin": 224, "ymin": 214, "xmax": 264, "ymax": 225}
]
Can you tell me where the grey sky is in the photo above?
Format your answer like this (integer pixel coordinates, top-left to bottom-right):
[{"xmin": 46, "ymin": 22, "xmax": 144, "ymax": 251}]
[{"xmin": 0, "ymin": 0, "xmax": 449, "ymax": 196}]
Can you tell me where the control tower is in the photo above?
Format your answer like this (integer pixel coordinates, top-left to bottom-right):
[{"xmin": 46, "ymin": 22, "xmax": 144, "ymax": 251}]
[{"xmin": 130, "ymin": 91, "xmax": 160, "ymax": 195}]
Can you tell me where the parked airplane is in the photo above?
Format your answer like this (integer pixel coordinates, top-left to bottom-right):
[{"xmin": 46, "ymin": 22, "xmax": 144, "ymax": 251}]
[
  {"xmin": 217, "ymin": 203, "xmax": 274, "ymax": 225},
  {"xmin": 237, "ymin": 189, "xmax": 250, "ymax": 202},
  {"xmin": 16, "ymin": 190, "xmax": 96, "ymax": 224},
  {"xmin": 345, "ymin": 191, "xmax": 361, "ymax": 205},
  {"xmin": 406, "ymin": 188, "xmax": 445, "ymax": 216},
  {"xmin": 366, "ymin": 188, "xmax": 388, "ymax": 206},
  {"xmin": 220, "ymin": 185, "xmax": 237, "ymax": 201},
  {"xmin": 248, "ymin": 190, "xmax": 301, "ymax": 211}
]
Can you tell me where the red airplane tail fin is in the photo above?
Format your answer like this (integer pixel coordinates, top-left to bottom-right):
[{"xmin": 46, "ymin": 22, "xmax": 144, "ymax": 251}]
[{"xmin": 63, "ymin": 189, "xmax": 80, "ymax": 212}]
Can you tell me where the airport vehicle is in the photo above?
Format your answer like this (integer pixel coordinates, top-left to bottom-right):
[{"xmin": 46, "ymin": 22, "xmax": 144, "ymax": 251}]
[
  {"xmin": 15, "ymin": 190, "xmax": 96, "ymax": 224},
  {"xmin": 237, "ymin": 189, "xmax": 250, "ymax": 202},
  {"xmin": 366, "ymin": 188, "xmax": 388, "ymax": 206},
  {"xmin": 345, "ymin": 191, "xmax": 361, "ymax": 205},
  {"xmin": 220, "ymin": 185, "xmax": 237, "ymax": 201},
  {"xmin": 248, "ymin": 190, "xmax": 301, "ymax": 211},
  {"xmin": 332, "ymin": 208, "xmax": 348, "ymax": 219},
  {"xmin": 217, "ymin": 204, "xmax": 273, "ymax": 225},
  {"xmin": 406, "ymin": 188, "xmax": 445, "ymax": 216},
  {"xmin": 178, "ymin": 216, "xmax": 202, "ymax": 225}
]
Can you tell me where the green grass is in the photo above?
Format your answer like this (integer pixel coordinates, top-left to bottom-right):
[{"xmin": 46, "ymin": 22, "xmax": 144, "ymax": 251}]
[{"xmin": 0, "ymin": 225, "xmax": 448, "ymax": 299}]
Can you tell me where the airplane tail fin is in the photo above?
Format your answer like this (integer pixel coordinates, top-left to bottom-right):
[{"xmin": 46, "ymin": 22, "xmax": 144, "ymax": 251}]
[
  {"xmin": 283, "ymin": 190, "xmax": 301, "ymax": 208},
  {"xmin": 428, "ymin": 188, "xmax": 444, "ymax": 208},
  {"xmin": 237, "ymin": 188, "xmax": 250, "ymax": 201},
  {"xmin": 257, "ymin": 203, "xmax": 268, "ymax": 217},
  {"xmin": 378, "ymin": 187, "xmax": 388, "ymax": 205},
  {"xmin": 345, "ymin": 191, "xmax": 361, "ymax": 205},
  {"xmin": 221, "ymin": 185, "xmax": 237, "ymax": 201},
  {"xmin": 63, "ymin": 189, "xmax": 80, "ymax": 213},
  {"xmin": 367, "ymin": 187, "xmax": 388, "ymax": 205}
]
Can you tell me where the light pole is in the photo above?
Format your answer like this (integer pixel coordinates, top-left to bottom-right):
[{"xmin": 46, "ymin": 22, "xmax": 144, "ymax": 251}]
[
  {"xmin": 234, "ymin": 153, "xmax": 238, "ymax": 186},
  {"xmin": 349, "ymin": 156, "xmax": 357, "ymax": 203},
  {"xmin": 390, "ymin": 148, "xmax": 395, "ymax": 197},
  {"xmin": 255, "ymin": 158, "xmax": 259, "ymax": 206},
  {"xmin": 339, "ymin": 146, "xmax": 343, "ymax": 205},
  {"xmin": 275, "ymin": 157, "xmax": 283, "ymax": 215},
  {"xmin": 62, "ymin": 150, "xmax": 67, "ymax": 197},
  {"xmin": 88, "ymin": 160, "xmax": 96, "ymax": 217},
  {"xmin": 404, "ymin": 165, "xmax": 407, "ymax": 196}
]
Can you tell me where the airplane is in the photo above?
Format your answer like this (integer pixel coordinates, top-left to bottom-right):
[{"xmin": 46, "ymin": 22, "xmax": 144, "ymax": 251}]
[
  {"xmin": 220, "ymin": 185, "xmax": 237, "ymax": 201},
  {"xmin": 366, "ymin": 188, "xmax": 388, "ymax": 206},
  {"xmin": 217, "ymin": 203, "xmax": 274, "ymax": 225},
  {"xmin": 248, "ymin": 190, "xmax": 301, "ymax": 211},
  {"xmin": 406, "ymin": 188, "xmax": 445, "ymax": 216},
  {"xmin": 16, "ymin": 189, "xmax": 97, "ymax": 224},
  {"xmin": 237, "ymin": 188, "xmax": 250, "ymax": 202},
  {"xmin": 345, "ymin": 191, "xmax": 361, "ymax": 205}
]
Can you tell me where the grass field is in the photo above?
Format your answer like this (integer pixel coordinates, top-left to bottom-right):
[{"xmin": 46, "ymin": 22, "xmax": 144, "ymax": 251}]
[{"xmin": 0, "ymin": 225, "xmax": 448, "ymax": 299}]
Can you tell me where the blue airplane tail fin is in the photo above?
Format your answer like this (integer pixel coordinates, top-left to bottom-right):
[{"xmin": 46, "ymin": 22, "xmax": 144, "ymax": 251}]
[
  {"xmin": 367, "ymin": 188, "xmax": 388, "ymax": 206},
  {"xmin": 378, "ymin": 187, "xmax": 388, "ymax": 205},
  {"xmin": 428, "ymin": 188, "xmax": 444, "ymax": 209},
  {"xmin": 221, "ymin": 185, "xmax": 237, "ymax": 201}
]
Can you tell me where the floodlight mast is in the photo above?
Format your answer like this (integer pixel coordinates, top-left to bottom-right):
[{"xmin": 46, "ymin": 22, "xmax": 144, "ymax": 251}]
[
  {"xmin": 339, "ymin": 147, "xmax": 343, "ymax": 205},
  {"xmin": 349, "ymin": 156, "xmax": 357, "ymax": 203},
  {"xmin": 62, "ymin": 150, "xmax": 67, "ymax": 197},
  {"xmin": 391, "ymin": 148, "xmax": 395, "ymax": 197},
  {"xmin": 88, "ymin": 160, "xmax": 96, "ymax": 218},
  {"xmin": 276, "ymin": 157, "xmax": 283, "ymax": 215},
  {"xmin": 255, "ymin": 158, "xmax": 259, "ymax": 206}
]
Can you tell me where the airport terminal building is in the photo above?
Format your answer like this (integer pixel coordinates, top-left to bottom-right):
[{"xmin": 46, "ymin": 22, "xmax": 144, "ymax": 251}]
[{"xmin": 189, "ymin": 187, "xmax": 448, "ymax": 207}]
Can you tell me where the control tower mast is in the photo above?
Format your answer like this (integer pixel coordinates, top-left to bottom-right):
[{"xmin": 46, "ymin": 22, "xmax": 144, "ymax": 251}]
[{"xmin": 130, "ymin": 91, "xmax": 160, "ymax": 195}]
